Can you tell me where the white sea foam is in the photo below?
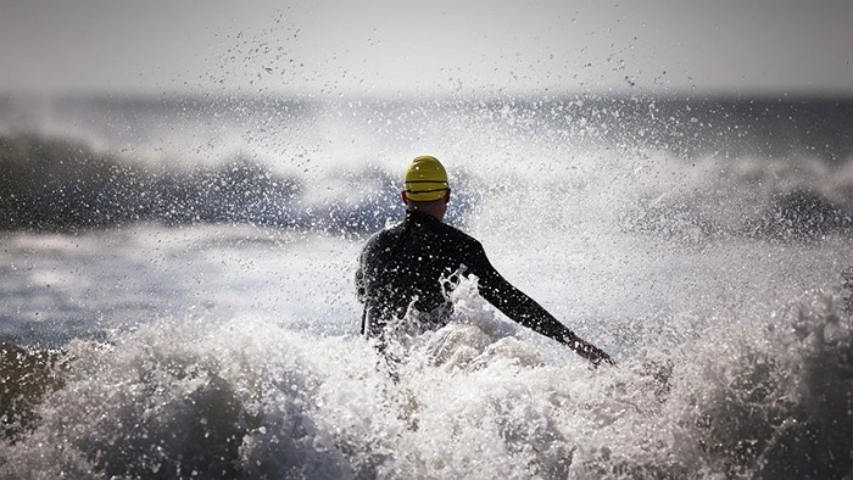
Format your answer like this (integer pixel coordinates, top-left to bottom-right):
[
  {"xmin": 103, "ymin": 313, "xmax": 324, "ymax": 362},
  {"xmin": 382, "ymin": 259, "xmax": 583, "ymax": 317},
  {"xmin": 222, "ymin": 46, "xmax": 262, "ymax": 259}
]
[{"xmin": 0, "ymin": 277, "xmax": 850, "ymax": 479}]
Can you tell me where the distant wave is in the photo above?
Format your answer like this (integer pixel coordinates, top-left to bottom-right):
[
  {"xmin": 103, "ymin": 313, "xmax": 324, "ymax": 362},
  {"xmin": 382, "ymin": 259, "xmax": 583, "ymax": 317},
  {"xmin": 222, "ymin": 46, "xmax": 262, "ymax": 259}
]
[
  {"xmin": 0, "ymin": 134, "xmax": 476, "ymax": 234},
  {"xmin": 3, "ymin": 94, "xmax": 851, "ymax": 162},
  {"xmin": 2, "ymin": 132, "xmax": 850, "ymax": 240},
  {"xmin": 618, "ymin": 155, "xmax": 853, "ymax": 241}
]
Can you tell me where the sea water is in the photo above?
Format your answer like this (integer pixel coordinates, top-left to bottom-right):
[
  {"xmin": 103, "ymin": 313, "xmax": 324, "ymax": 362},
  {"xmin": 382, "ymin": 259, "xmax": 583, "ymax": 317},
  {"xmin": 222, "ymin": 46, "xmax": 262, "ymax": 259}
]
[{"xmin": 0, "ymin": 94, "xmax": 851, "ymax": 478}]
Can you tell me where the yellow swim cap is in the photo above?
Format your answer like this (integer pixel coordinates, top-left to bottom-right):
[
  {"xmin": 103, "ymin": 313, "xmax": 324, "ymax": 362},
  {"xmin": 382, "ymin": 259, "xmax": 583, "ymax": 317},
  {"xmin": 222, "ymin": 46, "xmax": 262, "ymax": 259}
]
[{"xmin": 404, "ymin": 155, "xmax": 449, "ymax": 201}]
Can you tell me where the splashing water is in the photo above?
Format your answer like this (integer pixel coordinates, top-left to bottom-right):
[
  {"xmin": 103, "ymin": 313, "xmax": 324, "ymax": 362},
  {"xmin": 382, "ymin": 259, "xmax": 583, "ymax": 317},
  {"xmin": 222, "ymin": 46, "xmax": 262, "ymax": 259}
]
[
  {"xmin": 0, "ymin": 94, "xmax": 851, "ymax": 478},
  {"xmin": 0, "ymin": 274, "xmax": 850, "ymax": 479}
]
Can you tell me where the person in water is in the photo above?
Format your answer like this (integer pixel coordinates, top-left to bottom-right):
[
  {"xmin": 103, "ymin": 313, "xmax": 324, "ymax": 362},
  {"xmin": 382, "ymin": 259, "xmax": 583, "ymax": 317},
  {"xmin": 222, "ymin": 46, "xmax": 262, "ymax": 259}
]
[{"xmin": 356, "ymin": 155, "xmax": 613, "ymax": 367}]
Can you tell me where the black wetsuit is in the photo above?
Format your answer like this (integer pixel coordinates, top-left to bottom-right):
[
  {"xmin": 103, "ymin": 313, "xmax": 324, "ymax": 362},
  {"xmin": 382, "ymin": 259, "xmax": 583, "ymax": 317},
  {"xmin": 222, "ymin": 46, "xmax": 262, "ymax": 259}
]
[{"xmin": 356, "ymin": 209, "xmax": 580, "ymax": 348}]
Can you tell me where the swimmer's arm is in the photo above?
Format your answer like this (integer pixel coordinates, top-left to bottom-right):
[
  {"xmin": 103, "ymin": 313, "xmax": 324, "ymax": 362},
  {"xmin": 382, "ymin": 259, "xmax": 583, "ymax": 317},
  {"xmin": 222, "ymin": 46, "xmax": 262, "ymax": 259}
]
[{"xmin": 469, "ymin": 243, "xmax": 614, "ymax": 367}]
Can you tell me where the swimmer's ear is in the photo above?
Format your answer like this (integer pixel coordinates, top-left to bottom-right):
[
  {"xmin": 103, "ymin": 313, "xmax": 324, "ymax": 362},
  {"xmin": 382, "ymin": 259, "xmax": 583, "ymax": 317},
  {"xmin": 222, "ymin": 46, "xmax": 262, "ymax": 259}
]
[
  {"xmin": 401, "ymin": 191, "xmax": 409, "ymax": 205},
  {"xmin": 444, "ymin": 189, "xmax": 451, "ymax": 204}
]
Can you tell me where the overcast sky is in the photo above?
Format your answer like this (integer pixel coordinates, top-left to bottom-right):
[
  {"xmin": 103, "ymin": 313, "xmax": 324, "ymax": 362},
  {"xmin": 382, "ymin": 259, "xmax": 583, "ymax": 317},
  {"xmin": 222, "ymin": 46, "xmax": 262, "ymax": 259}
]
[{"xmin": 1, "ymin": 0, "xmax": 851, "ymax": 96}]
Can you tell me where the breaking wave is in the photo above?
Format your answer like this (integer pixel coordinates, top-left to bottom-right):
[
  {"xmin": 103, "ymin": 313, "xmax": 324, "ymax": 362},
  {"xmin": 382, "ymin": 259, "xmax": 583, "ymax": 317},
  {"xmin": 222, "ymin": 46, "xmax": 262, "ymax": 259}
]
[
  {"xmin": 0, "ymin": 133, "xmax": 479, "ymax": 234},
  {"xmin": 2, "ymin": 133, "xmax": 851, "ymax": 242},
  {"xmin": 1, "ymin": 276, "xmax": 850, "ymax": 479}
]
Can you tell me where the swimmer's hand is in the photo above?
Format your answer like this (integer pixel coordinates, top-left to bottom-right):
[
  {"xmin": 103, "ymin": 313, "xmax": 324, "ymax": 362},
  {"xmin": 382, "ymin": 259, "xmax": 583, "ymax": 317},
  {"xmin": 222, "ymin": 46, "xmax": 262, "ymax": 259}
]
[{"xmin": 563, "ymin": 333, "xmax": 616, "ymax": 368}]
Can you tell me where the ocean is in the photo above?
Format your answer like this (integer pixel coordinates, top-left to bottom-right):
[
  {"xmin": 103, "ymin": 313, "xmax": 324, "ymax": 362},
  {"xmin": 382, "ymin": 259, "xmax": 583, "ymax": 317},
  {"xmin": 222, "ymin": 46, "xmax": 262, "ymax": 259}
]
[{"xmin": 0, "ymin": 93, "xmax": 851, "ymax": 479}]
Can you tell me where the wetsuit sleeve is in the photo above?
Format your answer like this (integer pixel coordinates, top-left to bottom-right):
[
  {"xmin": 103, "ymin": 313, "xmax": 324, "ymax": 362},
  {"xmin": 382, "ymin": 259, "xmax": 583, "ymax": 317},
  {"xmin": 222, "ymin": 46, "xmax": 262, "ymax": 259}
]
[
  {"xmin": 355, "ymin": 251, "xmax": 367, "ymax": 335},
  {"xmin": 356, "ymin": 238, "xmax": 393, "ymax": 339},
  {"xmin": 355, "ymin": 265, "xmax": 365, "ymax": 303},
  {"xmin": 467, "ymin": 242, "xmax": 613, "ymax": 366}
]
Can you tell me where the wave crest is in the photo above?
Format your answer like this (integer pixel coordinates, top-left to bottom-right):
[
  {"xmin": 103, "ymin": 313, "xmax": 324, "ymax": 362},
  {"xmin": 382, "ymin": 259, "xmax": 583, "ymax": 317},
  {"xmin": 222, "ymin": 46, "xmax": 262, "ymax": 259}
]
[{"xmin": 1, "ymin": 278, "xmax": 850, "ymax": 478}]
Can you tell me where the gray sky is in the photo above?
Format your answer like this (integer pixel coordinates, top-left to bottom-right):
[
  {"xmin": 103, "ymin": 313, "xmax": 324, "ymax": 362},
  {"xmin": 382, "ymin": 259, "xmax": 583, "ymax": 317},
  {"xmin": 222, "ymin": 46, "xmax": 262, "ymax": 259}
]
[{"xmin": 1, "ymin": 0, "xmax": 851, "ymax": 96}]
